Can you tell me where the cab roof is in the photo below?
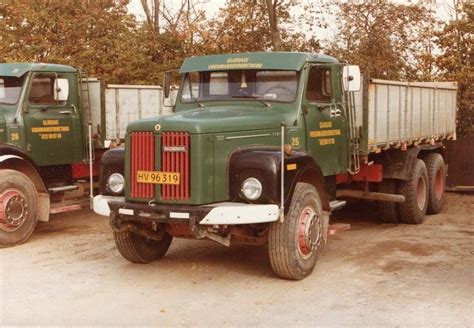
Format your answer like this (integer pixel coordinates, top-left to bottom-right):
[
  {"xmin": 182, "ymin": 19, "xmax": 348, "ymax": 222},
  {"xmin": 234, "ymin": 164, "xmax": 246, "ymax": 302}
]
[
  {"xmin": 0, "ymin": 63, "xmax": 77, "ymax": 77},
  {"xmin": 180, "ymin": 52, "xmax": 339, "ymax": 73}
]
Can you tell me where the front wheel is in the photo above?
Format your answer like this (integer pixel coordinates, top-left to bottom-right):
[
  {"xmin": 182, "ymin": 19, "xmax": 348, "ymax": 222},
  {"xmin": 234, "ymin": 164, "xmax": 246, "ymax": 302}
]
[
  {"xmin": 268, "ymin": 182, "xmax": 326, "ymax": 280},
  {"xmin": 113, "ymin": 229, "xmax": 172, "ymax": 264},
  {"xmin": 0, "ymin": 170, "xmax": 38, "ymax": 248}
]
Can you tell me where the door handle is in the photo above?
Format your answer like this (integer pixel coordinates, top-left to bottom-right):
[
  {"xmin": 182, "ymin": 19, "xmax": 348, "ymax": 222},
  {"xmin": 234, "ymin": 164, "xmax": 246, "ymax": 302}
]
[{"xmin": 60, "ymin": 110, "xmax": 72, "ymax": 115}]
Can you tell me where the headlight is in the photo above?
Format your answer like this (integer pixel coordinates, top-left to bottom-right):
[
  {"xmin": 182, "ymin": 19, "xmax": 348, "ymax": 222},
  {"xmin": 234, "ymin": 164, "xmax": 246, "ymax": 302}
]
[
  {"xmin": 107, "ymin": 173, "xmax": 124, "ymax": 195},
  {"xmin": 241, "ymin": 177, "xmax": 263, "ymax": 201}
]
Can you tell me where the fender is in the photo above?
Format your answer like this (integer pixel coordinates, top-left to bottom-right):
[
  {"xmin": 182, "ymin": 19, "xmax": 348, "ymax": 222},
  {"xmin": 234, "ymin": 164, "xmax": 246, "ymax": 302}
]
[
  {"xmin": 377, "ymin": 144, "xmax": 445, "ymax": 181},
  {"xmin": 228, "ymin": 148, "xmax": 330, "ymax": 212},
  {"xmin": 0, "ymin": 148, "xmax": 50, "ymax": 222},
  {"xmin": 99, "ymin": 147, "xmax": 125, "ymax": 195}
]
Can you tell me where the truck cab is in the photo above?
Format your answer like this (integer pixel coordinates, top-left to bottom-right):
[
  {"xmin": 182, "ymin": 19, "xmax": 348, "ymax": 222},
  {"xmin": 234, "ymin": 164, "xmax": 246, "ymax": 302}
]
[
  {"xmin": 0, "ymin": 63, "xmax": 92, "ymax": 247},
  {"xmin": 95, "ymin": 52, "xmax": 455, "ymax": 280}
]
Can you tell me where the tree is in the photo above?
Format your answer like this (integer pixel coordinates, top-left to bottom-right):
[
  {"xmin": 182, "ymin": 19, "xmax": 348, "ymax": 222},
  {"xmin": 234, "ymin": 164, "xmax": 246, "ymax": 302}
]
[
  {"xmin": 436, "ymin": 1, "xmax": 474, "ymax": 136},
  {"xmin": 326, "ymin": 0, "xmax": 433, "ymax": 80},
  {"xmin": 264, "ymin": 0, "xmax": 283, "ymax": 51},
  {"xmin": 0, "ymin": 0, "xmax": 140, "ymax": 83}
]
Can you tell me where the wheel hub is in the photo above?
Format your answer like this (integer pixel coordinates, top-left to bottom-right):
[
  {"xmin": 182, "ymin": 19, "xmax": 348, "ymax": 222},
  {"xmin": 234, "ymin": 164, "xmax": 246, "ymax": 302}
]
[
  {"xmin": 0, "ymin": 190, "xmax": 28, "ymax": 232},
  {"xmin": 297, "ymin": 206, "xmax": 322, "ymax": 258}
]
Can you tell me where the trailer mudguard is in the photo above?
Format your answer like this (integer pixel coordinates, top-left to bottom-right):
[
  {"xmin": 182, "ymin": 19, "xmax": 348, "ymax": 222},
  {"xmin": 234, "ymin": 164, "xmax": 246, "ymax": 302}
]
[{"xmin": 377, "ymin": 144, "xmax": 445, "ymax": 181}]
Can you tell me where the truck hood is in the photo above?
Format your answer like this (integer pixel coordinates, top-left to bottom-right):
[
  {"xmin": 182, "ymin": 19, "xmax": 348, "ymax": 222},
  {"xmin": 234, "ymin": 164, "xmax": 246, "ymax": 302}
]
[{"xmin": 127, "ymin": 106, "xmax": 286, "ymax": 134}]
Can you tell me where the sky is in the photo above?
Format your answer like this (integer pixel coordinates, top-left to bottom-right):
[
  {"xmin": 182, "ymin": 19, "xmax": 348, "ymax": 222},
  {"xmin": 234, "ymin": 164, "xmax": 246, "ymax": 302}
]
[{"xmin": 127, "ymin": 0, "xmax": 457, "ymax": 43}]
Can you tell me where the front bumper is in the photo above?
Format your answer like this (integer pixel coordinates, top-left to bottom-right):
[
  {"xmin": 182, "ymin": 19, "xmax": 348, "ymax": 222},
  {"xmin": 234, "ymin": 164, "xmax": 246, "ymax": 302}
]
[
  {"xmin": 93, "ymin": 195, "xmax": 125, "ymax": 216},
  {"xmin": 107, "ymin": 199, "xmax": 279, "ymax": 225}
]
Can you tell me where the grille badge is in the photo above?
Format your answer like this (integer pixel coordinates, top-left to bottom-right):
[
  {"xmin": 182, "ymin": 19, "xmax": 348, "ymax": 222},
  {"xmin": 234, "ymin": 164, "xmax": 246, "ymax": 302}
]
[{"xmin": 163, "ymin": 146, "xmax": 187, "ymax": 152}]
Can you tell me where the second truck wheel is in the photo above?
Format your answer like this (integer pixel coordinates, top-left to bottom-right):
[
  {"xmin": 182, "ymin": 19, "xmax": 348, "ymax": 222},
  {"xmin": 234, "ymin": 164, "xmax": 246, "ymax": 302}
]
[{"xmin": 0, "ymin": 170, "xmax": 38, "ymax": 248}]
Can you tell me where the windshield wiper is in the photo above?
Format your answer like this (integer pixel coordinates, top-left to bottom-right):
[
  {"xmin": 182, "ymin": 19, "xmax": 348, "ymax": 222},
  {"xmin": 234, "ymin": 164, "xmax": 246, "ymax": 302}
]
[
  {"xmin": 231, "ymin": 95, "xmax": 271, "ymax": 108},
  {"xmin": 187, "ymin": 77, "xmax": 204, "ymax": 108}
]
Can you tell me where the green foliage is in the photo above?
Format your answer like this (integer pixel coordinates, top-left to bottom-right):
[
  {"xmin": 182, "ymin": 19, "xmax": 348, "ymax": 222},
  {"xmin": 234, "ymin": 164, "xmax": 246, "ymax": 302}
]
[
  {"xmin": 326, "ymin": 0, "xmax": 434, "ymax": 80},
  {"xmin": 435, "ymin": 2, "xmax": 473, "ymax": 136}
]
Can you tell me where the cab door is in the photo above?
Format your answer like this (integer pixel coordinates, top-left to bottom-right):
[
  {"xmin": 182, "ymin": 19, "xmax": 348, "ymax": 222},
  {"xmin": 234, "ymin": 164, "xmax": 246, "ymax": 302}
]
[
  {"xmin": 23, "ymin": 72, "xmax": 83, "ymax": 166},
  {"xmin": 303, "ymin": 65, "xmax": 348, "ymax": 176}
]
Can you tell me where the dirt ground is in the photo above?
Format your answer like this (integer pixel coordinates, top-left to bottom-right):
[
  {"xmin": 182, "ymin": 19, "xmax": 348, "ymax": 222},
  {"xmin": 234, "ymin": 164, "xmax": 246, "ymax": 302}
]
[{"xmin": 1, "ymin": 193, "xmax": 473, "ymax": 326}]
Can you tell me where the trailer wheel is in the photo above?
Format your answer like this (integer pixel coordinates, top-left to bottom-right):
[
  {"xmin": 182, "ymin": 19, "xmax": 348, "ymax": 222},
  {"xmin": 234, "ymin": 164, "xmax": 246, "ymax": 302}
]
[
  {"xmin": 377, "ymin": 179, "xmax": 400, "ymax": 223},
  {"xmin": 398, "ymin": 159, "xmax": 429, "ymax": 224},
  {"xmin": 0, "ymin": 170, "xmax": 38, "ymax": 248},
  {"xmin": 423, "ymin": 153, "xmax": 446, "ymax": 214},
  {"xmin": 113, "ymin": 230, "xmax": 172, "ymax": 264},
  {"xmin": 268, "ymin": 182, "xmax": 325, "ymax": 280}
]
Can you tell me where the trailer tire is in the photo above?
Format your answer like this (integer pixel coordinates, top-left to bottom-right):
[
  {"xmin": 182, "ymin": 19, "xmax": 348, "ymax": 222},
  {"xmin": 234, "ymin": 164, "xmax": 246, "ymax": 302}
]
[
  {"xmin": 377, "ymin": 179, "xmax": 400, "ymax": 223},
  {"xmin": 423, "ymin": 153, "xmax": 446, "ymax": 214},
  {"xmin": 113, "ymin": 230, "xmax": 172, "ymax": 264},
  {"xmin": 398, "ymin": 159, "xmax": 428, "ymax": 224},
  {"xmin": 268, "ymin": 182, "xmax": 324, "ymax": 280},
  {"xmin": 0, "ymin": 170, "xmax": 38, "ymax": 248}
]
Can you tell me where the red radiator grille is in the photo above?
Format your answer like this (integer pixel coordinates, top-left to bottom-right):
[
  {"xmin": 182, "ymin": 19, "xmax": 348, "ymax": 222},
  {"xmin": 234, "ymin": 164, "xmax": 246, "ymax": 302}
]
[
  {"xmin": 161, "ymin": 132, "xmax": 190, "ymax": 201},
  {"xmin": 131, "ymin": 132, "xmax": 155, "ymax": 199}
]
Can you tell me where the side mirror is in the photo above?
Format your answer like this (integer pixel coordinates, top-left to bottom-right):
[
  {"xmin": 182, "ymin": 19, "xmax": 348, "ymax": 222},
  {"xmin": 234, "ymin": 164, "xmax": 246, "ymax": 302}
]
[
  {"xmin": 164, "ymin": 71, "xmax": 171, "ymax": 98},
  {"xmin": 342, "ymin": 65, "xmax": 361, "ymax": 92},
  {"xmin": 54, "ymin": 78, "xmax": 69, "ymax": 102}
]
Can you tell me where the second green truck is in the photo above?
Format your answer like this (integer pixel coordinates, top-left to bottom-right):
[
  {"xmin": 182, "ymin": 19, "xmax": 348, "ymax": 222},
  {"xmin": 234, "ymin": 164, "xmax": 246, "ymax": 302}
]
[{"xmin": 94, "ymin": 52, "xmax": 457, "ymax": 280}]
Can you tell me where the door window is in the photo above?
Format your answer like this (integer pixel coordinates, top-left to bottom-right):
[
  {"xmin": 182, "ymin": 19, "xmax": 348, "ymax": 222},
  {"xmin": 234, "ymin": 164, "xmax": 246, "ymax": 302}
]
[
  {"xmin": 28, "ymin": 74, "xmax": 69, "ymax": 105},
  {"xmin": 306, "ymin": 67, "xmax": 333, "ymax": 102}
]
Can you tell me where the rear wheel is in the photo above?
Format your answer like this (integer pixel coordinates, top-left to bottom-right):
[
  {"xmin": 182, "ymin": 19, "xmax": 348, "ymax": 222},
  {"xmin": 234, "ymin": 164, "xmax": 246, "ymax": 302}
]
[
  {"xmin": 113, "ymin": 229, "xmax": 172, "ymax": 263},
  {"xmin": 268, "ymin": 182, "xmax": 325, "ymax": 280},
  {"xmin": 0, "ymin": 170, "xmax": 38, "ymax": 248},
  {"xmin": 398, "ymin": 159, "xmax": 429, "ymax": 224},
  {"xmin": 423, "ymin": 153, "xmax": 446, "ymax": 214},
  {"xmin": 377, "ymin": 179, "xmax": 400, "ymax": 223}
]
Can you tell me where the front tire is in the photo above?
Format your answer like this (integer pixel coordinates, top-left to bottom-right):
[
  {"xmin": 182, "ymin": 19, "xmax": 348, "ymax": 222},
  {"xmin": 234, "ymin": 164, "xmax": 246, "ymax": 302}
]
[
  {"xmin": 113, "ymin": 229, "xmax": 172, "ymax": 264},
  {"xmin": 398, "ymin": 159, "xmax": 429, "ymax": 224},
  {"xmin": 423, "ymin": 153, "xmax": 446, "ymax": 214},
  {"xmin": 268, "ymin": 182, "xmax": 325, "ymax": 280},
  {"xmin": 0, "ymin": 170, "xmax": 38, "ymax": 248}
]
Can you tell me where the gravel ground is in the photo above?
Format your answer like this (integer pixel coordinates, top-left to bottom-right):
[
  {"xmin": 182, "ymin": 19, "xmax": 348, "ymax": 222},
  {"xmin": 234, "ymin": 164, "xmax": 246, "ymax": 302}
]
[{"xmin": 1, "ymin": 193, "xmax": 473, "ymax": 326}]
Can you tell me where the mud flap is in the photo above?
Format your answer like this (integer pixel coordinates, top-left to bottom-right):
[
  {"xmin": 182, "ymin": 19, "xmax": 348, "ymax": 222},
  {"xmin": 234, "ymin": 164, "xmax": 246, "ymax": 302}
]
[{"xmin": 322, "ymin": 210, "xmax": 330, "ymax": 243}]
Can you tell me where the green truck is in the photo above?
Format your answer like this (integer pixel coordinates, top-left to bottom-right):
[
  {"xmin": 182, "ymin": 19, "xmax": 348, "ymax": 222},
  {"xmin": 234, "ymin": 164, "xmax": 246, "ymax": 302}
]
[
  {"xmin": 94, "ymin": 52, "xmax": 457, "ymax": 280},
  {"xmin": 0, "ymin": 63, "xmax": 170, "ymax": 247}
]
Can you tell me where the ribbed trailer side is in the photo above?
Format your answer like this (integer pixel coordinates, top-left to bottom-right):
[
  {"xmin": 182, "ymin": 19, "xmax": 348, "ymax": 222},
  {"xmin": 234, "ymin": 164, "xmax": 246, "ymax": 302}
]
[{"xmin": 355, "ymin": 79, "xmax": 457, "ymax": 154}]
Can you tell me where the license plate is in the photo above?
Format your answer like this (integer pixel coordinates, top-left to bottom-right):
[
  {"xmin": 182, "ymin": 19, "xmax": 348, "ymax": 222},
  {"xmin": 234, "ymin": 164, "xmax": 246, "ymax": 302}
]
[{"xmin": 137, "ymin": 170, "xmax": 180, "ymax": 185}]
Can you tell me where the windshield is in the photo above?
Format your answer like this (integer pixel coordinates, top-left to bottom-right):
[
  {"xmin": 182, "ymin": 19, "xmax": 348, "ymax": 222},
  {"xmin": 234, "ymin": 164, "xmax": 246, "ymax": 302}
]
[
  {"xmin": 0, "ymin": 75, "xmax": 26, "ymax": 105},
  {"xmin": 181, "ymin": 70, "xmax": 298, "ymax": 103}
]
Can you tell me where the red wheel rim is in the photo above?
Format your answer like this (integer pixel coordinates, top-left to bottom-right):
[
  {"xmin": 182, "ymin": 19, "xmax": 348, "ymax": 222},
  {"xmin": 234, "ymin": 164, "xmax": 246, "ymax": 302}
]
[
  {"xmin": 434, "ymin": 169, "xmax": 444, "ymax": 200},
  {"xmin": 0, "ymin": 189, "xmax": 29, "ymax": 232},
  {"xmin": 416, "ymin": 176, "xmax": 427, "ymax": 211},
  {"xmin": 297, "ymin": 206, "xmax": 321, "ymax": 259}
]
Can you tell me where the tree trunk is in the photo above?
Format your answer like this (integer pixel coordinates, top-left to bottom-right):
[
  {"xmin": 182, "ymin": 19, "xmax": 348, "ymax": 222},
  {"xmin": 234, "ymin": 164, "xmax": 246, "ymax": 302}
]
[
  {"xmin": 264, "ymin": 0, "xmax": 282, "ymax": 51},
  {"xmin": 141, "ymin": 0, "xmax": 160, "ymax": 33}
]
